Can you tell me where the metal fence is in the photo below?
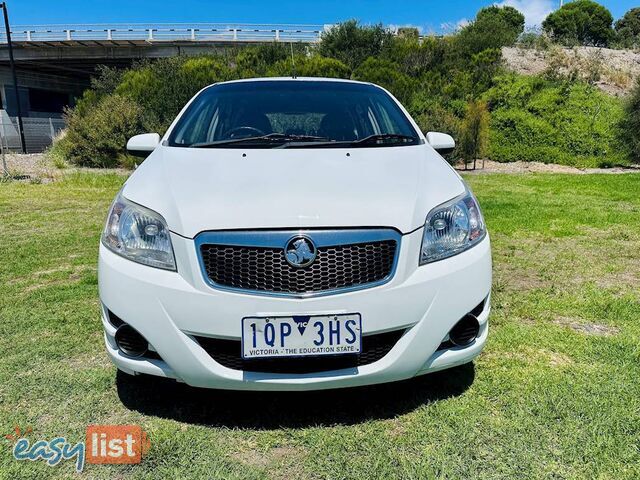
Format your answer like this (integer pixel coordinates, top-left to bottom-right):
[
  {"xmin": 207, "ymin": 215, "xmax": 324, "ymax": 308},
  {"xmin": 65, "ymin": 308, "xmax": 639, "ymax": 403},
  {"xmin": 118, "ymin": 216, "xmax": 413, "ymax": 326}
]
[
  {"xmin": 0, "ymin": 23, "xmax": 327, "ymax": 44},
  {"xmin": 0, "ymin": 117, "xmax": 65, "ymax": 153}
]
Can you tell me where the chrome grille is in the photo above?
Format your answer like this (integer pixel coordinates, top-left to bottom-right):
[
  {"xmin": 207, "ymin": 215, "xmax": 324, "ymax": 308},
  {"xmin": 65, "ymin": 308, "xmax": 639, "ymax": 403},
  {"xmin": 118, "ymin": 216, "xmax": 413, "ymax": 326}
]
[{"xmin": 195, "ymin": 229, "xmax": 400, "ymax": 297}]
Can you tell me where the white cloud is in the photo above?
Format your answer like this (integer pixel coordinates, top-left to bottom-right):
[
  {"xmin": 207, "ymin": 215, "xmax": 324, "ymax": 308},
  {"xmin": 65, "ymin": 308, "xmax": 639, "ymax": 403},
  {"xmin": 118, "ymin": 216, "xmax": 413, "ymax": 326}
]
[
  {"xmin": 495, "ymin": 0, "xmax": 555, "ymax": 28},
  {"xmin": 440, "ymin": 18, "xmax": 470, "ymax": 33}
]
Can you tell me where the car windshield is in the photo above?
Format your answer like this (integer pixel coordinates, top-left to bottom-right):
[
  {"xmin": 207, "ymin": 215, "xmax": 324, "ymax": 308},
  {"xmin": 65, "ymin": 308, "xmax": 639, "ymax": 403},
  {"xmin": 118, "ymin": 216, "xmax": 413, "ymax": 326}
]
[{"xmin": 168, "ymin": 80, "xmax": 421, "ymax": 148}]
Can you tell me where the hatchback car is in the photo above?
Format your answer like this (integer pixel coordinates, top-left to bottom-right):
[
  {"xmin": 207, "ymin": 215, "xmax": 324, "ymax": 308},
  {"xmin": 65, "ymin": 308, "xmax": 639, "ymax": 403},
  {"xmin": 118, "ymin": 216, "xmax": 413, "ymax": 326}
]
[{"xmin": 99, "ymin": 78, "xmax": 491, "ymax": 391}]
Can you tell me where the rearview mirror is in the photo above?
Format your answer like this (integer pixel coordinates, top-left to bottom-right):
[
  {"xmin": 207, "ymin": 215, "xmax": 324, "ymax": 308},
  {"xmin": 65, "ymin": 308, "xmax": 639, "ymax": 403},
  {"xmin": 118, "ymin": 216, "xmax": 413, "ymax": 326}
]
[
  {"xmin": 426, "ymin": 132, "xmax": 455, "ymax": 155},
  {"xmin": 127, "ymin": 133, "xmax": 160, "ymax": 158}
]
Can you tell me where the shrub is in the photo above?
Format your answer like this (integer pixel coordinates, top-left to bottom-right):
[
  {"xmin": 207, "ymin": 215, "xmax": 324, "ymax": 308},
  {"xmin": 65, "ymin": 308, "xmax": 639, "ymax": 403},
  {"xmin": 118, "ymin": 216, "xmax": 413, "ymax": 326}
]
[
  {"xmin": 60, "ymin": 94, "xmax": 144, "ymax": 167},
  {"xmin": 383, "ymin": 35, "xmax": 447, "ymax": 77},
  {"xmin": 517, "ymin": 32, "xmax": 552, "ymax": 50},
  {"xmin": 458, "ymin": 100, "xmax": 490, "ymax": 167},
  {"xmin": 543, "ymin": 46, "xmax": 607, "ymax": 85},
  {"xmin": 410, "ymin": 94, "xmax": 461, "ymax": 134},
  {"xmin": 266, "ymin": 55, "xmax": 351, "ymax": 78},
  {"xmin": 471, "ymin": 48, "xmax": 503, "ymax": 94},
  {"xmin": 115, "ymin": 56, "xmax": 232, "ymax": 133},
  {"xmin": 476, "ymin": 6, "xmax": 525, "ymax": 39},
  {"xmin": 485, "ymin": 74, "xmax": 626, "ymax": 167},
  {"xmin": 235, "ymin": 43, "xmax": 302, "ymax": 77},
  {"xmin": 352, "ymin": 57, "xmax": 418, "ymax": 104},
  {"xmin": 542, "ymin": 0, "xmax": 614, "ymax": 47},
  {"xmin": 396, "ymin": 27, "xmax": 419, "ymax": 40},
  {"xmin": 454, "ymin": 5, "xmax": 525, "ymax": 57},
  {"xmin": 614, "ymin": 7, "xmax": 640, "ymax": 48},
  {"xmin": 318, "ymin": 20, "xmax": 393, "ymax": 69},
  {"xmin": 618, "ymin": 78, "xmax": 640, "ymax": 164}
]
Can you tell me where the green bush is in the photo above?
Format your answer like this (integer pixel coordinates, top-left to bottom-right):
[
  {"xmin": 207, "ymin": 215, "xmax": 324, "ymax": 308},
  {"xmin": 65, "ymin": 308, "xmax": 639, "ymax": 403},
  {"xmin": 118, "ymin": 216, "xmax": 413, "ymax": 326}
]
[
  {"xmin": 471, "ymin": 48, "xmax": 503, "ymax": 94},
  {"xmin": 485, "ymin": 74, "xmax": 626, "ymax": 167},
  {"xmin": 266, "ymin": 55, "xmax": 351, "ymax": 78},
  {"xmin": 454, "ymin": 5, "xmax": 525, "ymax": 57},
  {"xmin": 618, "ymin": 77, "xmax": 640, "ymax": 164},
  {"xmin": 318, "ymin": 20, "xmax": 393, "ymax": 69},
  {"xmin": 59, "ymin": 94, "xmax": 144, "ymax": 168},
  {"xmin": 459, "ymin": 100, "xmax": 490, "ymax": 165},
  {"xmin": 410, "ymin": 94, "xmax": 462, "ymax": 141},
  {"xmin": 115, "ymin": 56, "xmax": 232, "ymax": 133},
  {"xmin": 542, "ymin": 0, "xmax": 614, "ymax": 47},
  {"xmin": 382, "ymin": 36, "xmax": 448, "ymax": 77},
  {"xmin": 234, "ymin": 43, "xmax": 303, "ymax": 77},
  {"xmin": 517, "ymin": 32, "xmax": 552, "ymax": 50},
  {"xmin": 352, "ymin": 57, "xmax": 418, "ymax": 104},
  {"xmin": 614, "ymin": 7, "xmax": 640, "ymax": 48}
]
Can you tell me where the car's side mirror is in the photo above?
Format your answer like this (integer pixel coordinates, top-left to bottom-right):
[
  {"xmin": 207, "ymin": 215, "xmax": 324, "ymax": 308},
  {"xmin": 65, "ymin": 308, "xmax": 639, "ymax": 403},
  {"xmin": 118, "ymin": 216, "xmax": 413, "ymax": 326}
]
[
  {"xmin": 126, "ymin": 133, "xmax": 160, "ymax": 158},
  {"xmin": 426, "ymin": 132, "xmax": 455, "ymax": 155}
]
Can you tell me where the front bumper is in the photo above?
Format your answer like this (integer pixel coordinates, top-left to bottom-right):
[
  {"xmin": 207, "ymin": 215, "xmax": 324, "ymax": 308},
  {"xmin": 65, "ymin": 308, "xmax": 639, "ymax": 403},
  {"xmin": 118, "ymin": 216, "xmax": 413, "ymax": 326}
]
[{"xmin": 98, "ymin": 229, "xmax": 492, "ymax": 391}]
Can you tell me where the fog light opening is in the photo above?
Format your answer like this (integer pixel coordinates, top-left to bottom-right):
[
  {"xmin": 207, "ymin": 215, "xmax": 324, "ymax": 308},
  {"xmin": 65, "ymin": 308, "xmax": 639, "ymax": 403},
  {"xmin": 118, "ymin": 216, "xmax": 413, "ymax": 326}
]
[
  {"xmin": 114, "ymin": 324, "xmax": 148, "ymax": 358},
  {"xmin": 449, "ymin": 314, "xmax": 480, "ymax": 347}
]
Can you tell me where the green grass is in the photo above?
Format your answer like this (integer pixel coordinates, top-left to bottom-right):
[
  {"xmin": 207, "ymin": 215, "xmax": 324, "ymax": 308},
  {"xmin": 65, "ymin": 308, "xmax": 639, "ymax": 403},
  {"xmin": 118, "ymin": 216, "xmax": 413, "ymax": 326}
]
[{"xmin": 1, "ymin": 172, "xmax": 639, "ymax": 479}]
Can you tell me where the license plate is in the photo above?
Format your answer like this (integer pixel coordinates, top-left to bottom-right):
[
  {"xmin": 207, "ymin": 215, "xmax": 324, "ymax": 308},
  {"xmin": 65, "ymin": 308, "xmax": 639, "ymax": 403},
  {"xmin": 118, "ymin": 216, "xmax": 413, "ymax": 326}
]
[{"xmin": 241, "ymin": 313, "xmax": 362, "ymax": 359}]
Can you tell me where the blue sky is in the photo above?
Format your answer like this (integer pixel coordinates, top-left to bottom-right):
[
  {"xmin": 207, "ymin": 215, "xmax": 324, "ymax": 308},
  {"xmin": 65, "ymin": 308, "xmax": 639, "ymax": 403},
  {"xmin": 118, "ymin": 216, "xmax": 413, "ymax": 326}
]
[{"xmin": 9, "ymin": 1, "xmax": 638, "ymax": 32}]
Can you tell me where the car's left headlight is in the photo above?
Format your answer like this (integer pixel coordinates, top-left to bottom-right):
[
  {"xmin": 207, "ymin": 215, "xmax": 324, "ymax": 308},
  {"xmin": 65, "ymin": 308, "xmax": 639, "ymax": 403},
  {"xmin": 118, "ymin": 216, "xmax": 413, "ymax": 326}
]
[
  {"xmin": 101, "ymin": 193, "xmax": 176, "ymax": 271},
  {"xmin": 420, "ymin": 188, "xmax": 486, "ymax": 265}
]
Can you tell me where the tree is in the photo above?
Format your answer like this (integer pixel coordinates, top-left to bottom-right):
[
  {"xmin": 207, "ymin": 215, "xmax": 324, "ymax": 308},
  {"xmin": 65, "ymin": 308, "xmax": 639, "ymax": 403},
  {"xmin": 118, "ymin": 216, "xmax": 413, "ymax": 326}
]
[
  {"xmin": 619, "ymin": 78, "xmax": 640, "ymax": 164},
  {"xmin": 542, "ymin": 0, "xmax": 614, "ymax": 47},
  {"xmin": 471, "ymin": 48, "xmax": 503, "ymax": 94},
  {"xmin": 476, "ymin": 5, "xmax": 525, "ymax": 37},
  {"xmin": 454, "ymin": 5, "xmax": 525, "ymax": 57},
  {"xmin": 352, "ymin": 57, "xmax": 418, "ymax": 104},
  {"xmin": 458, "ymin": 100, "xmax": 489, "ymax": 170},
  {"xmin": 318, "ymin": 20, "xmax": 393, "ymax": 69},
  {"xmin": 615, "ymin": 7, "xmax": 640, "ymax": 48}
]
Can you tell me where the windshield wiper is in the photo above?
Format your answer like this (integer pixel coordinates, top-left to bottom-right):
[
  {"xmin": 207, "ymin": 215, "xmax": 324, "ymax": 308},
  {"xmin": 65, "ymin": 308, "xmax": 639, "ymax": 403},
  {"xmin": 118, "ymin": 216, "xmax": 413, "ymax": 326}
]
[
  {"xmin": 350, "ymin": 134, "xmax": 419, "ymax": 146},
  {"xmin": 189, "ymin": 133, "xmax": 330, "ymax": 148},
  {"xmin": 279, "ymin": 133, "xmax": 420, "ymax": 149}
]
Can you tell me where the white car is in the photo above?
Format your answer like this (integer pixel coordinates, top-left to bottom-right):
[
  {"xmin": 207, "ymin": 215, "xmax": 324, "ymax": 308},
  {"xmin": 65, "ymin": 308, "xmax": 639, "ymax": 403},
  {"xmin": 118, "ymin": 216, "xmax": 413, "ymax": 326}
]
[{"xmin": 99, "ymin": 78, "xmax": 491, "ymax": 391}]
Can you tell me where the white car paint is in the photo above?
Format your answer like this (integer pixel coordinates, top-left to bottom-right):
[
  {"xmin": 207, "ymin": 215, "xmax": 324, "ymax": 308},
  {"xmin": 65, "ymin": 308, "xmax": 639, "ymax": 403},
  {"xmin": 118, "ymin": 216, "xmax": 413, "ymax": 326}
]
[
  {"xmin": 124, "ymin": 145, "xmax": 465, "ymax": 237},
  {"xmin": 98, "ymin": 77, "xmax": 492, "ymax": 391}
]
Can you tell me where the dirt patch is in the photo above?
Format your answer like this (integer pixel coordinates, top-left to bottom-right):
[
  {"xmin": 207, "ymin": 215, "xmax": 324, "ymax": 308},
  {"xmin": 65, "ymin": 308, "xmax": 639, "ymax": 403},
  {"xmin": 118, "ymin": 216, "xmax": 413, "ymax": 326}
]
[
  {"xmin": 9, "ymin": 265, "xmax": 96, "ymax": 287},
  {"xmin": 231, "ymin": 445, "xmax": 303, "ymax": 470},
  {"xmin": 457, "ymin": 160, "xmax": 640, "ymax": 175},
  {"xmin": 554, "ymin": 317, "xmax": 620, "ymax": 337},
  {"xmin": 491, "ymin": 231, "xmax": 640, "ymax": 295},
  {"xmin": 483, "ymin": 347, "xmax": 574, "ymax": 367},
  {"xmin": 1, "ymin": 153, "xmax": 59, "ymax": 182},
  {"xmin": 1, "ymin": 152, "xmax": 129, "ymax": 182},
  {"xmin": 544, "ymin": 350, "xmax": 573, "ymax": 367},
  {"xmin": 65, "ymin": 351, "xmax": 108, "ymax": 370},
  {"xmin": 17, "ymin": 265, "xmax": 96, "ymax": 293},
  {"xmin": 503, "ymin": 46, "xmax": 640, "ymax": 97}
]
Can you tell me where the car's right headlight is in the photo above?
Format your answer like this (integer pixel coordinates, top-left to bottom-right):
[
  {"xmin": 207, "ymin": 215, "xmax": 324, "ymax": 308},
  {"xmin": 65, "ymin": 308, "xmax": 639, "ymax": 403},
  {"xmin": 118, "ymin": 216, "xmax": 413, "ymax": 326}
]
[
  {"xmin": 101, "ymin": 193, "xmax": 176, "ymax": 271},
  {"xmin": 419, "ymin": 188, "xmax": 486, "ymax": 265}
]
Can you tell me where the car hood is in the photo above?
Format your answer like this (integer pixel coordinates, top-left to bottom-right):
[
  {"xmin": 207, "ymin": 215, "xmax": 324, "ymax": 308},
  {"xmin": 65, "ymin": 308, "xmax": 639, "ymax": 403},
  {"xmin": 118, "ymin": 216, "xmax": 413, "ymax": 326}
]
[{"xmin": 122, "ymin": 145, "xmax": 465, "ymax": 238}]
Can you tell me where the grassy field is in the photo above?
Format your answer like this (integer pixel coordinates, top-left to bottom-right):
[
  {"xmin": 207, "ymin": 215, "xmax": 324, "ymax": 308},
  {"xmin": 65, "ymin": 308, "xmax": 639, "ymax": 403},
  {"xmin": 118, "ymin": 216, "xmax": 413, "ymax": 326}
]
[{"xmin": 0, "ymin": 172, "xmax": 639, "ymax": 479}]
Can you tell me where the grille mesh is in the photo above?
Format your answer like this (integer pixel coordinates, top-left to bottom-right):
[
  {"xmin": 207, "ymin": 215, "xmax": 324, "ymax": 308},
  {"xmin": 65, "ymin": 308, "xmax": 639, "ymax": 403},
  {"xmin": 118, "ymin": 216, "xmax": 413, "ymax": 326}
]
[
  {"xmin": 200, "ymin": 240, "xmax": 397, "ymax": 295},
  {"xmin": 195, "ymin": 329, "xmax": 405, "ymax": 374}
]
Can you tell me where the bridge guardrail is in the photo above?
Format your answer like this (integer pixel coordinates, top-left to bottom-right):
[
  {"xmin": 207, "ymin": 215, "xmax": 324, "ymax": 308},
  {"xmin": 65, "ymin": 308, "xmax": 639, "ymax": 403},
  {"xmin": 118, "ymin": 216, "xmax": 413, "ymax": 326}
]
[{"xmin": 0, "ymin": 23, "xmax": 327, "ymax": 44}]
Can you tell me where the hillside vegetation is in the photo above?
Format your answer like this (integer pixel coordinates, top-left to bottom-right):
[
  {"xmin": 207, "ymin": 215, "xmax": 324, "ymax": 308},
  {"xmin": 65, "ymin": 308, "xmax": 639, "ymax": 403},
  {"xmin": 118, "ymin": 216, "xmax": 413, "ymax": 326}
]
[{"xmin": 51, "ymin": 1, "xmax": 640, "ymax": 169}]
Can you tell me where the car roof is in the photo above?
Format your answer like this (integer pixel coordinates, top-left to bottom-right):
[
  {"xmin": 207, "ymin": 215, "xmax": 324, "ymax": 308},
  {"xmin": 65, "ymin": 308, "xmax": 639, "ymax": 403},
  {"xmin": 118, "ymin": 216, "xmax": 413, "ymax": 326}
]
[{"xmin": 213, "ymin": 77, "xmax": 374, "ymax": 87}]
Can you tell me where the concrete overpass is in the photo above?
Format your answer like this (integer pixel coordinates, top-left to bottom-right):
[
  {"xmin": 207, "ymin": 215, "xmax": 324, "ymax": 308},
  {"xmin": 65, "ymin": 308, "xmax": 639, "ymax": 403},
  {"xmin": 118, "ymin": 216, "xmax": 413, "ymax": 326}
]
[
  {"xmin": 0, "ymin": 23, "xmax": 326, "ymax": 151},
  {"xmin": 0, "ymin": 23, "xmax": 325, "ymax": 72}
]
